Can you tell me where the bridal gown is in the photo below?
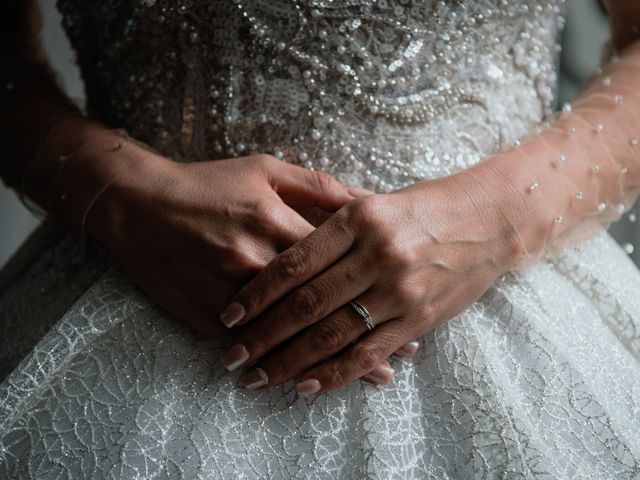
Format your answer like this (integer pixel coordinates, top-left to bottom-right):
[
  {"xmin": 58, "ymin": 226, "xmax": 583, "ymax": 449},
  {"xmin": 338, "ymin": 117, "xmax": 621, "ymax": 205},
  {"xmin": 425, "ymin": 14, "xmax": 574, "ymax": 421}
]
[{"xmin": 2, "ymin": 0, "xmax": 640, "ymax": 478}]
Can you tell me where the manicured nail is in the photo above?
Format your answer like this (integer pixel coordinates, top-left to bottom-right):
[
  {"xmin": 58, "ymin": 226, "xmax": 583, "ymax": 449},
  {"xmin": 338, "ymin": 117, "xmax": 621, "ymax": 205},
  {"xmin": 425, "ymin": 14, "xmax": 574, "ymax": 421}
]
[
  {"xmin": 295, "ymin": 378, "xmax": 321, "ymax": 396},
  {"xmin": 222, "ymin": 343, "xmax": 249, "ymax": 372},
  {"xmin": 394, "ymin": 341, "xmax": 420, "ymax": 358},
  {"xmin": 220, "ymin": 302, "xmax": 245, "ymax": 328},
  {"xmin": 239, "ymin": 367, "xmax": 269, "ymax": 390},
  {"xmin": 364, "ymin": 366, "xmax": 394, "ymax": 384},
  {"xmin": 348, "ymin": 186, "xmax": 374, "ymax": 197}
]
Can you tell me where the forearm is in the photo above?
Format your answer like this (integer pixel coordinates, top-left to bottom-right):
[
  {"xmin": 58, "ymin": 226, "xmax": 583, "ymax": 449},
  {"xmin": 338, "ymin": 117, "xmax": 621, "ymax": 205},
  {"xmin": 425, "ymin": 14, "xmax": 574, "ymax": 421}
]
[
  {"xmin": 471, "ymin": 38, "xmax": 640, "ymax": 267},
  {"xmin": 0, "ymin": 2, "xmax": 84, "ymax": 200},
  {"xmin": 0, "ymin": 2, "xmax": 158, "ymax": 238}
]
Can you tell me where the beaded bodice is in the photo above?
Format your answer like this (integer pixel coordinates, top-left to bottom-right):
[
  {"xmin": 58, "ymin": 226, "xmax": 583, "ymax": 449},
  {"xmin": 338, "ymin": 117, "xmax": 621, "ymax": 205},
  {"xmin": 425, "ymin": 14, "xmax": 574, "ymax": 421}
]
[{"xmin": 57, "ymin": 0, "xmax": 565, "ymax": 191}]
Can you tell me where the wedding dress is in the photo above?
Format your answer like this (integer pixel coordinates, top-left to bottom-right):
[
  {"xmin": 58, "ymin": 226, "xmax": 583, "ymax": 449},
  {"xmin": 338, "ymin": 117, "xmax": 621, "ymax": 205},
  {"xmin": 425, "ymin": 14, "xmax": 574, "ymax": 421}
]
[{"xmin": 2, "ymin": 0, "xmax": 640, "ymax": 478}]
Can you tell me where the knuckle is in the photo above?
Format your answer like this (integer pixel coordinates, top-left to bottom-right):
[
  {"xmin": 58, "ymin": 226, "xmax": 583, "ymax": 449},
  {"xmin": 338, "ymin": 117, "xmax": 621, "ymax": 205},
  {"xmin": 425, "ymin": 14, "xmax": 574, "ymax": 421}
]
[
  {"xmin": 377, "ymin": 243, "xmax": 415, "ymax": 266},
  {"xmin": 238, "ymin": 256, "xmax": 267, "ymax": 277},
  {"xmin": 326, "ymin": 364, "xmax": 348, "ymax": 390},
  {"xmin": 313, "ymin": 170, "xmax": 338, "ymax": 192},
  {"xmin": 212, "ymin": 239, "xmax": 252, "ymax": 270},
  {"xmin": 291, "ymin": 286, "xmax": 323, "ymax": 318},
  {"xmin": 351, "ymin": 344, "xmax": 382, "ymax": 371},
  {"xmin": 406, "ymin": 305, "xmax": 437, "ymax": 336},
  {"xmin": 420, "ymin": 303, "xmax": 437, "ymax": 322},
  {"xmin": 308, "ymin": 322, "xmax": 344, "ymax": 353},
  {"xmin": 254, "ymin": 153, "xmax": 277, "ymax": 167},
  {"xmin": 347, "ymin": 196, "xmax": 378, "ymax": 224},
  {"xmin": 389, "ymin": 281, "xmax": 421, "ymax": 305},
  {"xmin": 278, "ymin": 247, "xmax": 309, "ymax": 279},
  {"xmin": 330, "ymin": 210, "xmax": 352, "ymax": 238},
  {"xmin": 377, "ymin": 243, "xmax": 400, "ymax": 264},
  {"xmin": 252, "ymin": 200, "xmax": 277, "ymax": 224}
]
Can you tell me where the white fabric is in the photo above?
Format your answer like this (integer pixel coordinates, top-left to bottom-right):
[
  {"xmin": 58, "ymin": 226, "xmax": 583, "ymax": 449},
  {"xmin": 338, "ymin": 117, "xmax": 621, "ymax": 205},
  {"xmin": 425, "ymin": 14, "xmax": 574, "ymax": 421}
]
[{"xmin": 2, "ymin": 0, "xmax": 640, "ymax": 478}]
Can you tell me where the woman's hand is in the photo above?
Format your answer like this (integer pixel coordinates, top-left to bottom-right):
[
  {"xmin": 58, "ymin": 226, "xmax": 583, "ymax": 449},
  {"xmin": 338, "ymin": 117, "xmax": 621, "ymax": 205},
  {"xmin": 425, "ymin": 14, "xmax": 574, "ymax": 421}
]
[
  {"xmin": 85, "ymin": 150, "xmax": 360, "ymax": 344},
  {"xmin": 219, "ymin": 170, "xmax": 520, "ymax": 394}
]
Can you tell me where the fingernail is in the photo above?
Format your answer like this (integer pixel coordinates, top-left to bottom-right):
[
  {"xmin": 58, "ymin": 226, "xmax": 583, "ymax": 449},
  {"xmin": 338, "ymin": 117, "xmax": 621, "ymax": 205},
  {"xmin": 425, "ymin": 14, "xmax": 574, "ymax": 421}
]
[
  {"xmin": 364, "ymin": 366, "xmax": 394, "ymax": 384},
  {"xmin": 295, "ymin": 378, "xmax": 321, "ymax": 396},
  {"xmin": 239, "ymin": 367, "xmax": 269, "ymax": 390},
  {"xmin": 222, "ymin": 343, "xmax": 249, "ymax": 371},
  {"xmin": 348, "ymin": 186, "xmax": 374, "ymax": 197},
  {"xmin": 394, "ymin": 341, "xmax": 420, "ymax": 358},
  {"xmin": 220, "ymin": 302, "xmax": 245, "ymax": 328}
]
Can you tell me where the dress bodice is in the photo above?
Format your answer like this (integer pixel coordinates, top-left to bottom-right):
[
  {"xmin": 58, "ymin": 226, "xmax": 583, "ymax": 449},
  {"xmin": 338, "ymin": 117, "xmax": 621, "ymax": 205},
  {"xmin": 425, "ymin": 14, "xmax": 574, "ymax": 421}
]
[
  {"xmin": 57, "ymin": 0, "xmax": 566, "ymax": 191},
  {"xmin": 8, "ymin": 4, "xmax": 640, "ymax": 479}
]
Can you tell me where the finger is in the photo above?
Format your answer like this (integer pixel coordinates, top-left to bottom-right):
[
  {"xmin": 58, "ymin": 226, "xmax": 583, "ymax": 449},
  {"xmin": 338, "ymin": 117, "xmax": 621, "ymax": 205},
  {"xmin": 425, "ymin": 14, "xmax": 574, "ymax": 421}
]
[
  {"xmin": 237, "ymin": 248, "xmax": 368, "ymax": 334},
  {"xmin": 230, "ymin": 252, "xmax": 371, "ymax": 363},
  {"xmin": 268, "ymin": 160, "xmax": 360, "ymax": 210},
  {"xmin": 393, "ymin": 341, "xmax": 420, "ymax": 358},
  {"xmin": 233, "ymin": 290, "xmax": 394, "ymax": 385},
  {"xmin": 362, "ymin": 363, "xmax": 395, "ymax": 385},
  {"xmin": 220, "ymin": 215, "xmax": 353, "ymax": 327},
  {"xmin": 294, "ymin": 318, "xmax": 417, "ymax": 396},
  {"xmin": 260, "ymin": 201, "xmax": 315, "ymax": 250},
  {"xmin": 361, "ymin": 360, "xmax": 394, "ymax": 386}
]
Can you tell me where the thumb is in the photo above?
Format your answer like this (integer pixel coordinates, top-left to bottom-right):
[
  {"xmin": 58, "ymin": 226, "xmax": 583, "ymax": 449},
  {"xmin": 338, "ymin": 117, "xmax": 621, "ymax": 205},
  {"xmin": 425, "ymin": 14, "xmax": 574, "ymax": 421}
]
[{"xmin": 267, "ymin": 160, "xmax": 362, "ymax": 211}]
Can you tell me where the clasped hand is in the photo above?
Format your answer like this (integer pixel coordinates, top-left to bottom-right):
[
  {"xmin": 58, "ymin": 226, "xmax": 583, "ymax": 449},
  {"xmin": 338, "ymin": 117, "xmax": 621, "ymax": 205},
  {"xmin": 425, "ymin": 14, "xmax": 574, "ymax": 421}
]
[
  {"xmin": 88, "ymin": 144, "xmax": 516, "ymax": 395},
  {"xmin": 221, "ymin": 172, "xmax": 518, "ymax": 396},
  {"xmin": 88, "ymin": 151, "xmax": 415, "ymax": 388}
]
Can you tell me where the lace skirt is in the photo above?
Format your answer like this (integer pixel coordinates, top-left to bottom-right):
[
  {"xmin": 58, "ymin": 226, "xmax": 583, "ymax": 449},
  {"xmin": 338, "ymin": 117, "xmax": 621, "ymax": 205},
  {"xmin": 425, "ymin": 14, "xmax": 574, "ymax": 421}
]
[{"xmin": 1, "ymin": 221, "xmax": 640, "ymax": 479}]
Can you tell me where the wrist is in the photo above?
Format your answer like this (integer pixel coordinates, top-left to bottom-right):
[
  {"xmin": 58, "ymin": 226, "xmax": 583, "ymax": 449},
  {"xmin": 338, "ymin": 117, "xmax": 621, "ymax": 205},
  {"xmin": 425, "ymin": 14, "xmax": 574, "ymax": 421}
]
[
  {"xmin": 47, "ymin": 127, "xmax": 175, "ymax": 244},
  {"xmin": 467, "ymin": 150, "xmax": 566, "ymax": 269},
  {"xmin": 453, "ymin": 165, "xmax": 535, "ymax": 273},
  {"xmin": 404, "ymin": 165, "xmax": 532, "ymax": 275}
]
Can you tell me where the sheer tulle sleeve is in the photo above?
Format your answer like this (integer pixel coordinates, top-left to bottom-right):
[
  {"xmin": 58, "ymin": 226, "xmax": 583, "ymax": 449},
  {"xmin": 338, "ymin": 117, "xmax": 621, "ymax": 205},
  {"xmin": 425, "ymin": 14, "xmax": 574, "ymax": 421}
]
[{"xmin": 481, "ymin": 36, "xmax": 640, "ymax": 270}]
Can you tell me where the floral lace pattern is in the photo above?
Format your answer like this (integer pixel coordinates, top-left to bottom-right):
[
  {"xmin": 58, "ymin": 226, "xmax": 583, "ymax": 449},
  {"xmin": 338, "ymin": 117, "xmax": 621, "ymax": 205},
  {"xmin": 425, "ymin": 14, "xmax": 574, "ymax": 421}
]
[{"xmin": 1, "ymin": 0, "xmax": 640, "ymax": 478}]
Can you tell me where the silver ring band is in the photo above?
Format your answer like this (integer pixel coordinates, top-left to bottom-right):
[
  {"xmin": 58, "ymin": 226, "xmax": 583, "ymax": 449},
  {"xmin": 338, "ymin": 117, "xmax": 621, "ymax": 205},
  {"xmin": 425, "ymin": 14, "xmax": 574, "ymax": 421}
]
[{"xmin": 349, "ymin": 300, "xmax": 375, "ymax": 331}]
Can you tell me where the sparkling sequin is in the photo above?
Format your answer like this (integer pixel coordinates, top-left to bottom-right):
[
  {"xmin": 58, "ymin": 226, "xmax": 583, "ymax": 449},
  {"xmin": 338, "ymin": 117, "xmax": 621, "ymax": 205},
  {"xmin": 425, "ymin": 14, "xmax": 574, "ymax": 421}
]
[
  {"xmin": 3, "ymin": 2, "xmax": 640, "ymax": 479},
  {"xmin": 57, "ymin": 0, "xmax": 565, "ymax": 191}
]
